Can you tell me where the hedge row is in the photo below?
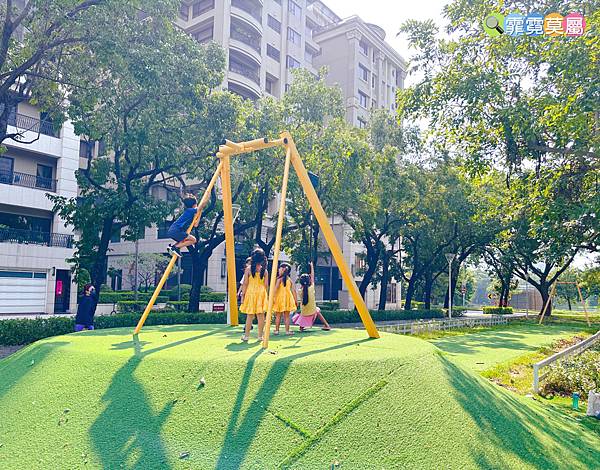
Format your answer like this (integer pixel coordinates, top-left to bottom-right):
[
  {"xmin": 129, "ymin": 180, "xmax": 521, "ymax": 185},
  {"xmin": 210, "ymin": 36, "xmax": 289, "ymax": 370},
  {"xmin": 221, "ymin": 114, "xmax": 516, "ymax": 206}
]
[
  {"xmin": 0, "ymin": 312, "xmax": 227, "ymax": 346},
  {"xmin": 0, "ymin": 308, "xmax": 445, "ymax": 346},
  {"xmin": 482, "ymin": 307, "xmax": 514, "ymax": 315},
  {"xmin": 99, "ymin": 290, "xmax": 225, "ymax": 303}
]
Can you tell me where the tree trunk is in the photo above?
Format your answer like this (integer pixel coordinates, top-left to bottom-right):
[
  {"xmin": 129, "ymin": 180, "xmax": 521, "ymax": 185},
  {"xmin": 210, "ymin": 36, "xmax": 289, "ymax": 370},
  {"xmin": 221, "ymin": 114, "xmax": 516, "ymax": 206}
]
[
  {"xmin": 404, "ymin": 275, "xmax": 417, "ymax": 311},
  {"xmin": 358, "ymin": 250, "xmax": 378, "ymax": 301},
  {"xmin": 188, "ymin": 249, "xmax": 210, "ymax": 312},
  {"xmin": 423, "ymin": 271, "xmax": 433, "ymax": 310},
  {"xmin": 567, "ymin": 298, "xmax": 572, "ymax": 311},
  {"xmin": 377, "ymin": 253, "xmax": 390, "ymax": 311},
  {"xmin": 538, "ymin": 283, "xmax": 552, "ymax": 317},
  {"xmin": 90, "ymin": 217, "xmax": 114, "ymax": 293}
]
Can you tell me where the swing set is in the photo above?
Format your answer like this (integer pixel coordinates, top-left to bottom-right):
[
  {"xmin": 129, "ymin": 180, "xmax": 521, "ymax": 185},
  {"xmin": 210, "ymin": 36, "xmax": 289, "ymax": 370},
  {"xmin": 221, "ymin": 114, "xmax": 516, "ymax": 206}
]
[
  {"xmin": 133, "ymin": 131, "xmax": 380, "ymax": 348},
  {"xmin": 538, "ymin": 281, "xmax": 591, "ymax": 326}
]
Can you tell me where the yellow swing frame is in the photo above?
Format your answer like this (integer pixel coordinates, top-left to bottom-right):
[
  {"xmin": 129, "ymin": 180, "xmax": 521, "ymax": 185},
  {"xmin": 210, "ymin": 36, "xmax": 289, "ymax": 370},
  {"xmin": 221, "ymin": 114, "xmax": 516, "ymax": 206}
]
[{"xmin": 133, "ymin": 131, "xmax": 380, "ymax": 348}]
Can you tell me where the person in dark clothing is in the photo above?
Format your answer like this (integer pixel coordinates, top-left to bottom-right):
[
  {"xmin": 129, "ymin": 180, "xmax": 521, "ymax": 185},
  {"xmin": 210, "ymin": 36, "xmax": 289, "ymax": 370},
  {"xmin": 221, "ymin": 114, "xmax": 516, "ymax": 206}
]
[
  {"xmin": 167, "ymin": 194, "xmax": 208, "ymax": 258},
  {"xmin": 75, "ymin": 284, "xmax": 98, "ymax": 331}
]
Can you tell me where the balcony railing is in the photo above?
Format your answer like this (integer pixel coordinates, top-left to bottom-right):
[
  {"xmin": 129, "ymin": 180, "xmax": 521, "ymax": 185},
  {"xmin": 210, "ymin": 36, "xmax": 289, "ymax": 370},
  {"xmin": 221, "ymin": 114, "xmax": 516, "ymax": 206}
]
[
  {"xmin": 7, "ymin": 112, "xmax": 59, "ymax": 138},
  {"xmin": 230, "ymin": 26, "xmax": 261, "ymax": 53},
  {"xmin": 229, "ymin": 60, "xmax": 260, "ymax": 85},
  {"xmin": 0, "ymin": 170, "xmax": 57, "ymax": 192},
  {"xmin": 0, "ymin": 227, "xmax": 74, "ymax": 248},
  {"xmin": 231, "ymin": 0, "xmax": 262, "ymax": 23}
]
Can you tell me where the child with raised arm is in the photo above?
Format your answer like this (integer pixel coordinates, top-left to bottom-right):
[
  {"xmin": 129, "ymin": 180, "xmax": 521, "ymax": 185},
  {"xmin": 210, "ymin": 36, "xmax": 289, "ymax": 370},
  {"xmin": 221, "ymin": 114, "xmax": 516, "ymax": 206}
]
[
  {"xmin": 293, "ymin": 261, "xmax": 332, "ymax": 332},
  {"xmin": 273, "ymin": 262, "xmax": 296, "ymax": 336},
  {"xmin": 167, "ymin": 194, "xmax": 207, "ymax": 258},
  {"xmin": 239, "ymin": 248, "xmax": 269, "ymax": 342}
]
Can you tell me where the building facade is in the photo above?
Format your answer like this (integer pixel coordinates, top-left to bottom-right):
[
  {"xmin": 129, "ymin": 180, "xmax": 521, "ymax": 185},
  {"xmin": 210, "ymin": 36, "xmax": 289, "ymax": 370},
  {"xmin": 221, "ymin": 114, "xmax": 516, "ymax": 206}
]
[
  {"xmin": 0, "ymin": 103, "xmax": 78, "ymax": 314},
  {"xmin": 106, "ymin": 0, "xmax": 406, "ymax": 310}
]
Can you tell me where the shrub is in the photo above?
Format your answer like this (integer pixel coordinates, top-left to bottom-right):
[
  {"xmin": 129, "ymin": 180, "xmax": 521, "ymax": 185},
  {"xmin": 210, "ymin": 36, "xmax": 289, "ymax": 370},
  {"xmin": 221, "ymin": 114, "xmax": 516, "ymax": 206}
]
[
  {"xmin": 541, "ymin": 350, "xmax": 600, "ymax": 397},
  {"xmin": 200, "ymin": 285, "xmax": 214, "ymax": 294},
  {"xmin": 168, "ymin": 284, "xmax": 192, "ymax": 301},
  {"xmin": 317, "ymin": 301, "xmax": 340, "ymax": 311},
  {"xmin": 100, "ymin": 284, "xmax": 113, "ymax": 292},
  {"xmin": 117, "ymin": 298, "xmax": 169, "ymax": 313},
  {"xmin": 448, "ymin": 306, "xmax": 468, "ymax": 317},
  {"xmin": 0, "ymin": 313, "xmax": 228, "ymax": 346},
  {"xmin": 166, "ymin": 301, "xmax": 205, "ymax": 313},
  {"xmin": 201, "ymin": 292, "xmax": 226, "ymax": 302},
  {"xmin": 482, "ymin": 307, "xmax": 513, "ymax": 315},
  {"xmin": 99, "ymin": 292, "xmax": 169, "ymax": 304}
]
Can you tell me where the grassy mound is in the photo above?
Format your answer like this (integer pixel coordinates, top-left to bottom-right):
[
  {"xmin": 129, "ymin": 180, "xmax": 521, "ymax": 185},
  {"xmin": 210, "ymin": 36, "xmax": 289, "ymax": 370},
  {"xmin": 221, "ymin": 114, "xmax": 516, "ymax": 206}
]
[{"xmin": 0, "ymin": 325, "xmax": 599, "ymax": 469}]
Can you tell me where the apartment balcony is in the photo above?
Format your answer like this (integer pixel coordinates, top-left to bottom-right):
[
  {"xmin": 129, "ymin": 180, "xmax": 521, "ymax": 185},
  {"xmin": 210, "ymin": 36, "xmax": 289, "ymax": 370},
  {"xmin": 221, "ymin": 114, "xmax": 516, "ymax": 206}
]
[
  {"xmin": 230, "ymin": 17, "xmax": 262, "ymax": 63},
  {"xmin": 231, "ymin": 0, "xmax": 262, "ymax": 31},
  {"xmin": 228, "ymin": 48, "xmax": 261, "ymax": 99},
  {"xmin": 0, "ymin": 170, "xmax": 57, "ymax": 192},
  {"xmin": 8, "ymin": 112, "xmax": 59, "ymax": 138},
  {"xmin": 0, "ymin": 227, "xmax": 74, "ymax": 248}
]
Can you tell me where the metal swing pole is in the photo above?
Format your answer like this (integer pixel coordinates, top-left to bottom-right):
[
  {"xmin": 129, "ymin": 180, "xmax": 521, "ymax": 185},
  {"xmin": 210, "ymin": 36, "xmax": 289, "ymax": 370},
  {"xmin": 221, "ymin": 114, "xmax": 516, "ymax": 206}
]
[{"xmin": 133, "ymin": 161, "xmax": 223, "ymax": 335}]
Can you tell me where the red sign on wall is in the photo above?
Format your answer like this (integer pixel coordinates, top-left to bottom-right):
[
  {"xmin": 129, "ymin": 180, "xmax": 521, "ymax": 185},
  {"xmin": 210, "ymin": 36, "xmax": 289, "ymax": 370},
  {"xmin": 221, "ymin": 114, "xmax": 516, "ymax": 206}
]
[{"xmin": 56, "ymin": 280, "xmax": 63, "ymax": 296}]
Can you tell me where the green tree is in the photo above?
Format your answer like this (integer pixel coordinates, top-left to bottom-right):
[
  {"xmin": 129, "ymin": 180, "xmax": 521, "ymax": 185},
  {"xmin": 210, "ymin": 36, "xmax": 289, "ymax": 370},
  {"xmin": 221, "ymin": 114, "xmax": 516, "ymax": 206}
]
[
  {"xmin": 0, "ymin": 0, "xmax": 164, "ymax": 146},
  {"xmin": 51, "ymin": 4, "xmax": 235, "ymax": 293},
  {"xmin": 398, "ymin": 0, "xmax": 600, "ymax": 314}
]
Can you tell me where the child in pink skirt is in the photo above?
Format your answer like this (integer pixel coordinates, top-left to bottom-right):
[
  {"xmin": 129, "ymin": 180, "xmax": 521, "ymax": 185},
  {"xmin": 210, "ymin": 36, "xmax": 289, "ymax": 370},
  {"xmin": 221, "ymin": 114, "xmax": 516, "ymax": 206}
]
[{"xmin": 292, "ymin": 262, "xmax": 332, "ymax": 332}]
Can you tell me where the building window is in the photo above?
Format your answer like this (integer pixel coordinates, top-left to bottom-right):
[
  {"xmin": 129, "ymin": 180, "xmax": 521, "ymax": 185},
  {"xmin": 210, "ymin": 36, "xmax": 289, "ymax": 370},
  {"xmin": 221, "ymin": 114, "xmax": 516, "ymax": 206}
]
[
  {"xmin": 265, "ymin": 75, "xmax": 277, "ymax": 94},
  {"xmin": 371, "ymin": 99, "xmax": 376, "ymax": 109},
  {"xmin": 36, "ymin": 164, "xmax": 53, "ymax": 190},
  {"xmin": 221, "ymin": 258, "xmax": 227, "ymax": 278},
  {"xmin": 192, "ymin": 0, "xmax": 214, "ymax": 18},
  {"xmin": 285, "ymin": 83, "xmax": 291, "ymax": 92},
  {"xmin": 288, "ymin": 0, "xmax": 301, "ymax": 16},
  {"xmin": 267, "ymin": 15, "xmax": 281, "ymax": 33},
  {"xmin": 372, "ymin": 74, "xmax": 376, "ymax": 88},
  {"xmin": 358, "ymin": 91, "xmax": 368, "ymax": 108},
  {"xmin": 304, "ymin": 47, "xmax": 313, "ymax": 64},
  {"xmin": 358, "ymin": 118, "xmax": 367, "ymax": 129},
  {"xmin": 0, "ymin": 156, "xmax": 14, "ymax": 184},
  {"xmin": 110, "ymin": 224, "xmax": 122, "ymax": 243},
  {"xmin": 386, "ymin": 282, "xmax": 397, "ymax": 303},
  {"xmin": 274, "ymin": 0, "xmax": 281, "ymax": 4},
  {"xmin": 286, "ymin": 55, "xmax": 301, "ymax": 69},
  {"xmin": 267, "ymin": 44, "xmax": 280, "ymax": 61},
  {"xmin": 354, "ymin": 254, "xmax": 366, "ymax": 274},
  {"xmin": 157, "ymin": 220, "xmax": 172, "ymax": 239},
  {"xmin": 179, "ymin": 4, "xmax": 189, "ymax": 21},
  {"xmin": 191, "ymin": 23, "xmax": 213, "ymax": 43},
  {"xmin": 287, "ymin": 27, "xmax": 301, "ymax": 45},
  {"xmin": 359, "ymin": 40, "xmax": 369, "ymax": 56},
  {"xmin": 358, "ymin": 64, "xmax": 368, "ymax": 82}
]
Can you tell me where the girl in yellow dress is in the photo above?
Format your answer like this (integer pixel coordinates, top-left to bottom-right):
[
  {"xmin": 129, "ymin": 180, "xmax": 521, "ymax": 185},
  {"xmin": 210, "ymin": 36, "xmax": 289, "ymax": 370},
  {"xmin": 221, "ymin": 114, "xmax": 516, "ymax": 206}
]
[
  {"xmin": 273, "ymin": 262, "xmax": 297, "ymax": 336},
  {"xmin": 240, "ymin": 248, "xmax": 268, "ymax": 342}
]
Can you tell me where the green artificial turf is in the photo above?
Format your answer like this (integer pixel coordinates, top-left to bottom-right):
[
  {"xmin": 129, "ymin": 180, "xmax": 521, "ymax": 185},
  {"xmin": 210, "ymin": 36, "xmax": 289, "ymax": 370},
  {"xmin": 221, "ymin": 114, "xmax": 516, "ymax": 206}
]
[{"xmin": 1, "ymin": 325, "xmax": 599, "ymax": 469}]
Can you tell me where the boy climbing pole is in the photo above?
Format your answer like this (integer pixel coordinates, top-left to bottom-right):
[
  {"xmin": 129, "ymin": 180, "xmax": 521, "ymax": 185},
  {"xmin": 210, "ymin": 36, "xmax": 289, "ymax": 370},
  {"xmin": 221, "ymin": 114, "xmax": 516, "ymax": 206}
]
[{"xmin": 167, "ymin": 194, "xmax": 207, "ymax": 258}]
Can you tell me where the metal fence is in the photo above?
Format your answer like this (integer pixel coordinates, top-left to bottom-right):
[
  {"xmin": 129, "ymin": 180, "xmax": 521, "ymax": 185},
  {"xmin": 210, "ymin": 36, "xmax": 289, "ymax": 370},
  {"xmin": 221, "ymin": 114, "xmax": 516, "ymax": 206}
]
[
  {"xmin": 532, "ymin": 330, "xmax": 600, "ymax": 393},
  {"xmin": 382, "ymin": 315, "xmax": 514, "ymax": 335},
  {"xmin": 0, "ymin": 170, "xmax": 57, "ymax": 192},
  {"xmin": 0, "ymin": 227, "xmax": 74, "ymax": 248},
  {"xmin": 8, "ymin": 112, "xmax": 58, "ymax": 137}
]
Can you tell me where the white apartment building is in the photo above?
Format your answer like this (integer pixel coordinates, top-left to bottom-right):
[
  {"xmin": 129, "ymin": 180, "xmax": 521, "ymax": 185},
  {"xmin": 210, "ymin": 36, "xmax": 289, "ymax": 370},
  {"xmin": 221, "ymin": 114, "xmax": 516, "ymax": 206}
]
[
  {"xmin": 106, "ymin": 0, "xmax": 406, "ymax": 310},
  {"xmin": 0, "ymin": 103, "xmax": 79, "ymax": 314}
]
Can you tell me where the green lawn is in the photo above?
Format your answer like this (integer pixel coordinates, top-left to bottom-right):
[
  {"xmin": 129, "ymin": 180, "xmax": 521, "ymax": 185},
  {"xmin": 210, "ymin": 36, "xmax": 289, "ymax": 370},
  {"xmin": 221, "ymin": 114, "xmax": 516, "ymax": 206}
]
[
  {"xmin": 1, "ymin": 325, "xmax": 599, "ymax": 469},
  {"xmin": 430, "ymin": 321, "xmax": 595, "ymax": 372}
]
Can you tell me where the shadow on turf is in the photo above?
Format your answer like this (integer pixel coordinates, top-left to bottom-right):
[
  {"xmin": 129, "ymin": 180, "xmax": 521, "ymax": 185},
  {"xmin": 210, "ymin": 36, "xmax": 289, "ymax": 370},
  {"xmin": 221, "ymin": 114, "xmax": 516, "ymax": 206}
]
[
  {"xmin": 439, "ymin": 356, "xmax": 600, "ymax": 468},
  {"xmin": 0, "ymin": 341, "xmax": 69, "ymax": 404},
  {"xmin": 215, "ymin": 337, "xmax": 372, "ymax": 469},
  {"xmin": 90, "ymin": 328, "xmax": 223, "ymax": 469},
  {"xmin": 432, "ymin": 323, "xmax": 584, "ymax": 357}
]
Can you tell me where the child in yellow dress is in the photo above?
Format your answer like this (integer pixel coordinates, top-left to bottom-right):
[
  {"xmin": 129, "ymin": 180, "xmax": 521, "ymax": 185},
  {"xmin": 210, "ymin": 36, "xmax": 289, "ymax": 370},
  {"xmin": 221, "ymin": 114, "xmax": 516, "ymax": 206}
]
[
  {"xmin": 240, "ymin": 248, "xmax": 269, "ymax": 342},
  {"xmin": 273, "ymin": 262, "xmax": 297, "ymax": 336}
]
